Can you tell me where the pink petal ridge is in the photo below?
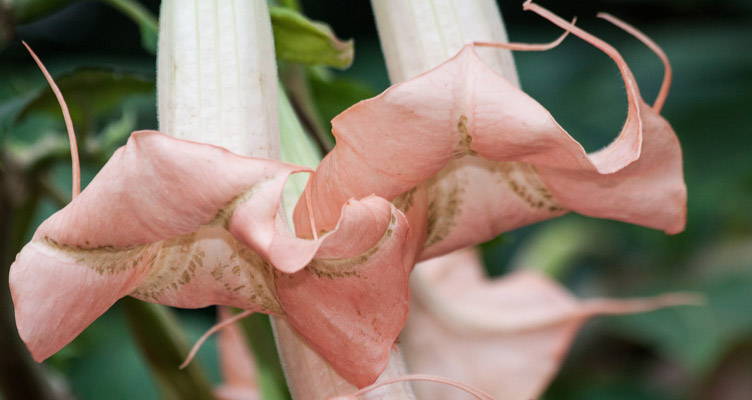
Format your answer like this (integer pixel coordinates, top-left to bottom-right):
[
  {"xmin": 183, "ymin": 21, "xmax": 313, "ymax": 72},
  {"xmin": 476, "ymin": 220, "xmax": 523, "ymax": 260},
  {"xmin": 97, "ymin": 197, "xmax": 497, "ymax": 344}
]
[{"xmin": 278, "ymin": 196, "xmax": 411, "ymax": 388}]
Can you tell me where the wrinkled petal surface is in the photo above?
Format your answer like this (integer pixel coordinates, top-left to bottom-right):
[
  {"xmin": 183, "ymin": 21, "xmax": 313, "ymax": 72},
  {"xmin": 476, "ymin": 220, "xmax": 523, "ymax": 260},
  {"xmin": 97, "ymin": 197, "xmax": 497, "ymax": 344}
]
[
  {"xmin": 278, "ymin": 196, "xmax": 411, "ymax": 387},
  {"xmin": 403, "ymin": 248, "xmax": 699, "ymax": 400}
]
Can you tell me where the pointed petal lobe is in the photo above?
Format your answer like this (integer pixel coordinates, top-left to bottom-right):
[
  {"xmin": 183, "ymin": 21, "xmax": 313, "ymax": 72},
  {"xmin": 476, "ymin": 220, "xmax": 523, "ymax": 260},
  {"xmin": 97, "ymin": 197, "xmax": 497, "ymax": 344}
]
[
  {"xmin": 277, "ymin": 196, "xmax": 410, "ymax": 387},
  {"xmin": 403, "ymin": 248, "xmax": 699, "ymax": 400}
]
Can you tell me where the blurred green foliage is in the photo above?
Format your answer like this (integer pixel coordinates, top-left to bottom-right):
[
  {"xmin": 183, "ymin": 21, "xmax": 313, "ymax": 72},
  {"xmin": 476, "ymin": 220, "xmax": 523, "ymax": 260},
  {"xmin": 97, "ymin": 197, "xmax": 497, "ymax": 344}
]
[{"xmin": 0, "ymin": 0, "xmax": 750, "ymax": 399}]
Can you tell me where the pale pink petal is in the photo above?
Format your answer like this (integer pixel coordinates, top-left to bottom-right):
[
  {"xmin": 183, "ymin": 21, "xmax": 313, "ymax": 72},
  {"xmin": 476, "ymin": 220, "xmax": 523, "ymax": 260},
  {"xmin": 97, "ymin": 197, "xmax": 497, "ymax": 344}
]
[
  {"xmin": 10, "ymin": 131, "xmax": 403, "ymax": 361},
  {"xmin": 9, "ymin": 131, "xmax": 296, "ymax": 359},
  {"xmin": 214, "ymin": 307, "xmax": 259, "ymax": 400},
  {"xmin": 277, "ymin": 196, "xmax": 411, "ymax": 387},
  {"xmin": 9, "ymin": 240, "xmax": 157, "ymax": 362},
  {"xmin": 295, "ymin": 9, "xmax": 685, "ymax": 262},
  {"xmin": 403, "ymin": 249, "xmax": 700, "ymax": 400}
]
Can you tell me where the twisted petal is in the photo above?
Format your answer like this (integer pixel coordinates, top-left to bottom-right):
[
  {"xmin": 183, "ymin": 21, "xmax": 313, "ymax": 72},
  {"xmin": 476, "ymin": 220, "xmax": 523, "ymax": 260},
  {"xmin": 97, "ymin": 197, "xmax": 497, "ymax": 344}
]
[
  {"xmin": 295, "ymin": 18, "xmax": 685, "ymax": 262},
  {"xmin": 9, "ymin": 131, "xmax": 402, "ymax": 362},
  {"xmin": 403, "ymin": 249, "xmax": 700, "ymax": 400},
  {"xmin": 278, "ymin": 196, "xmax": 411, "ymax": 387}
]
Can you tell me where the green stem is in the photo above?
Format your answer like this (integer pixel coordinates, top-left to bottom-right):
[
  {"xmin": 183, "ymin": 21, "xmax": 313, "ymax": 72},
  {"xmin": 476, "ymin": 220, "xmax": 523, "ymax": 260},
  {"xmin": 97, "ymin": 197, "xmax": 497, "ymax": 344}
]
[
  {"xmin": 121, "ymin": 298, "xmax": 216, "ymax": 400},
  {"xmin": 238, "ymin": 313, "xmax": 291, "ymax": 400}
]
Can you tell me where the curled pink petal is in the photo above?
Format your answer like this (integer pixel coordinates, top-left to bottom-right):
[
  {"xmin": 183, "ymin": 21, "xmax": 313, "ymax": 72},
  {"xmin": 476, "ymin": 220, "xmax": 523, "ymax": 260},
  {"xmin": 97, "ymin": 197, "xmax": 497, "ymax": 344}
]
[
  {"xmin": 277, "ymin": 196, "xmax": 411, "ymax": 387},
  {"xmin": 9, "ymin": 241, "xmax": 157, "ymax": 362},
  {"xmin": 295, "ymin": 3, "xmax": 686, "ymax": 262},
  {"xmin": 10, "ymin": 130, "xmax": 404, "ymax": 361},
  {"xmin": 9, "ymin": 131, "xmax": 299, "ymax": 359},
  {"xmin": 403, "ymin": 248, "xmax": 700, "ymax": 400}
]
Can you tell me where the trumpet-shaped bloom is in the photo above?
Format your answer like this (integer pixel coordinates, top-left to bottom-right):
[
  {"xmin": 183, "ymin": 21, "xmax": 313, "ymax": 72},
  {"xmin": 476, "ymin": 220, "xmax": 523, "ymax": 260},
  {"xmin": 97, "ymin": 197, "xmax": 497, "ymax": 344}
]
[
  {"xmin": 294, "ymin": 2, "xmax": 686, "ymax": 264},
  {"xmin": 11, "ymin": 2, "xmax": 688, "ymax": 390},
  {"xmin": 403, "ymin": 248, "xmax": 699, "ymax": 400},
  {"xmin": 9, "ymin": 130, "xmax": 410, "ymax": 386}
]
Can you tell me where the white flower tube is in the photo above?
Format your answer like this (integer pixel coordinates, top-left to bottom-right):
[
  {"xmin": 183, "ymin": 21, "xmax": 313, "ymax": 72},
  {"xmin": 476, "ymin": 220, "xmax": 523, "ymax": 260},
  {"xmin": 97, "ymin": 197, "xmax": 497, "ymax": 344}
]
[
  {"xmin": 157, "ymin": 2, "xmax": 414, "ymax": 399},
  {"xmin": 371, "ymin": 0, "xmax": 518, "ymax": 84},
  {"xmin": 157, "ymin": 0, "xmax": 278, "ymax": 158}
]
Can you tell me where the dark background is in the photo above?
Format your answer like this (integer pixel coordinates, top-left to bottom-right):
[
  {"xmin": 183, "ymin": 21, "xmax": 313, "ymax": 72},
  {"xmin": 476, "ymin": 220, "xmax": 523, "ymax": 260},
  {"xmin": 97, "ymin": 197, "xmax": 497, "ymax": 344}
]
[{"xmin": 1, "ymin": 1, "xmax": 751, "ymax": 399}]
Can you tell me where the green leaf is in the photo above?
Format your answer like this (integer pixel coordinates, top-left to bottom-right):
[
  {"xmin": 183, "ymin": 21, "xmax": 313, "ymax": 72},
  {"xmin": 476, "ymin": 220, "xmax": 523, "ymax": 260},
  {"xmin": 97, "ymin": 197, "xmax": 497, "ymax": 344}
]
[
  {"xmin": 19, "ymin": 68, "xmax": 152, "ymax": 121},
  {"xmin": 11, "ymin": 68, "xmax": 154, "ymax": 155},
  {"xmin": 270, "ymin": 7, "xmax": 353, "ymax": 69}
]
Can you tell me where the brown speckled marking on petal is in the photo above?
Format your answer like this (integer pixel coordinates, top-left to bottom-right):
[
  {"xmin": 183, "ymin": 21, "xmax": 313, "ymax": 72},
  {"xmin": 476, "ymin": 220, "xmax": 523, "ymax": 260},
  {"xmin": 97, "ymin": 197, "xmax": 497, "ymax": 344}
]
[
  {"xmin": 494, "ymin": 162, "xmax": 564, "ymax": 212},
  {"xmin": 451, "ymin": 115, "xmax": 477, "ymax": 159},
  {"xmin": 214, "ymin": 186, "xmax": 260, "ymax": 228},
  {"xmin": 234, "ymin": 242, "xmax": 280, "ymax": 313},
  {"xmin": 392, "ymin": 188, "xmax": 417, "ymax": 213},
  {"xmin": 305, "ymin": 211, "xmax": 399, "ymax": 280},
  {"xmin": 130, "ymin": 226, "xmax": 281, "ymax": 313},
  {"xmin": 423, "ymin": 161, "xmax": 468, "ymax": 248},
  {"xmin": 41, "ymin": 236, "xmax": 148, "ymax": 275}
]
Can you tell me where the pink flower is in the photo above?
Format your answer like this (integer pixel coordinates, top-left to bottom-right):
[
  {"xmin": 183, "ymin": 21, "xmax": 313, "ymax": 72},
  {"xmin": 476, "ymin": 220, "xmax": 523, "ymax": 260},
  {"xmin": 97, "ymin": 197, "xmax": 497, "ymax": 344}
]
[
  {"xmin": 402, "ymin": 248, "xmax": 699, "ymax": 400},
  {"xmin": 9, "ymin": 1, "xmax": 688, "ymax": 390},
  {"xmin": 294, "ymin": 1, "xmax": 685, "ymax": 265}
]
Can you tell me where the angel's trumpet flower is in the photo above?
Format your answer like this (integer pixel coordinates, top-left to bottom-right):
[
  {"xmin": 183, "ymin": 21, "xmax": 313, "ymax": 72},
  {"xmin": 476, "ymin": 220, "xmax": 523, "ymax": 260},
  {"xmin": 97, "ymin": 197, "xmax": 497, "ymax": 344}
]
[
  {"xmin": 9, "ymin": 1, "xmax": 412, "ymax": 392},
  {"xmin": 403, "ymin": 248, "xmax": 700, "ymax": 400},
  {"xmin": 297, "ymin": 1, "xmax": 686, "ymax": 265},
  {"xmin": 360, "ymin": 1, "xmax": 687, "ymax": 395}
]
